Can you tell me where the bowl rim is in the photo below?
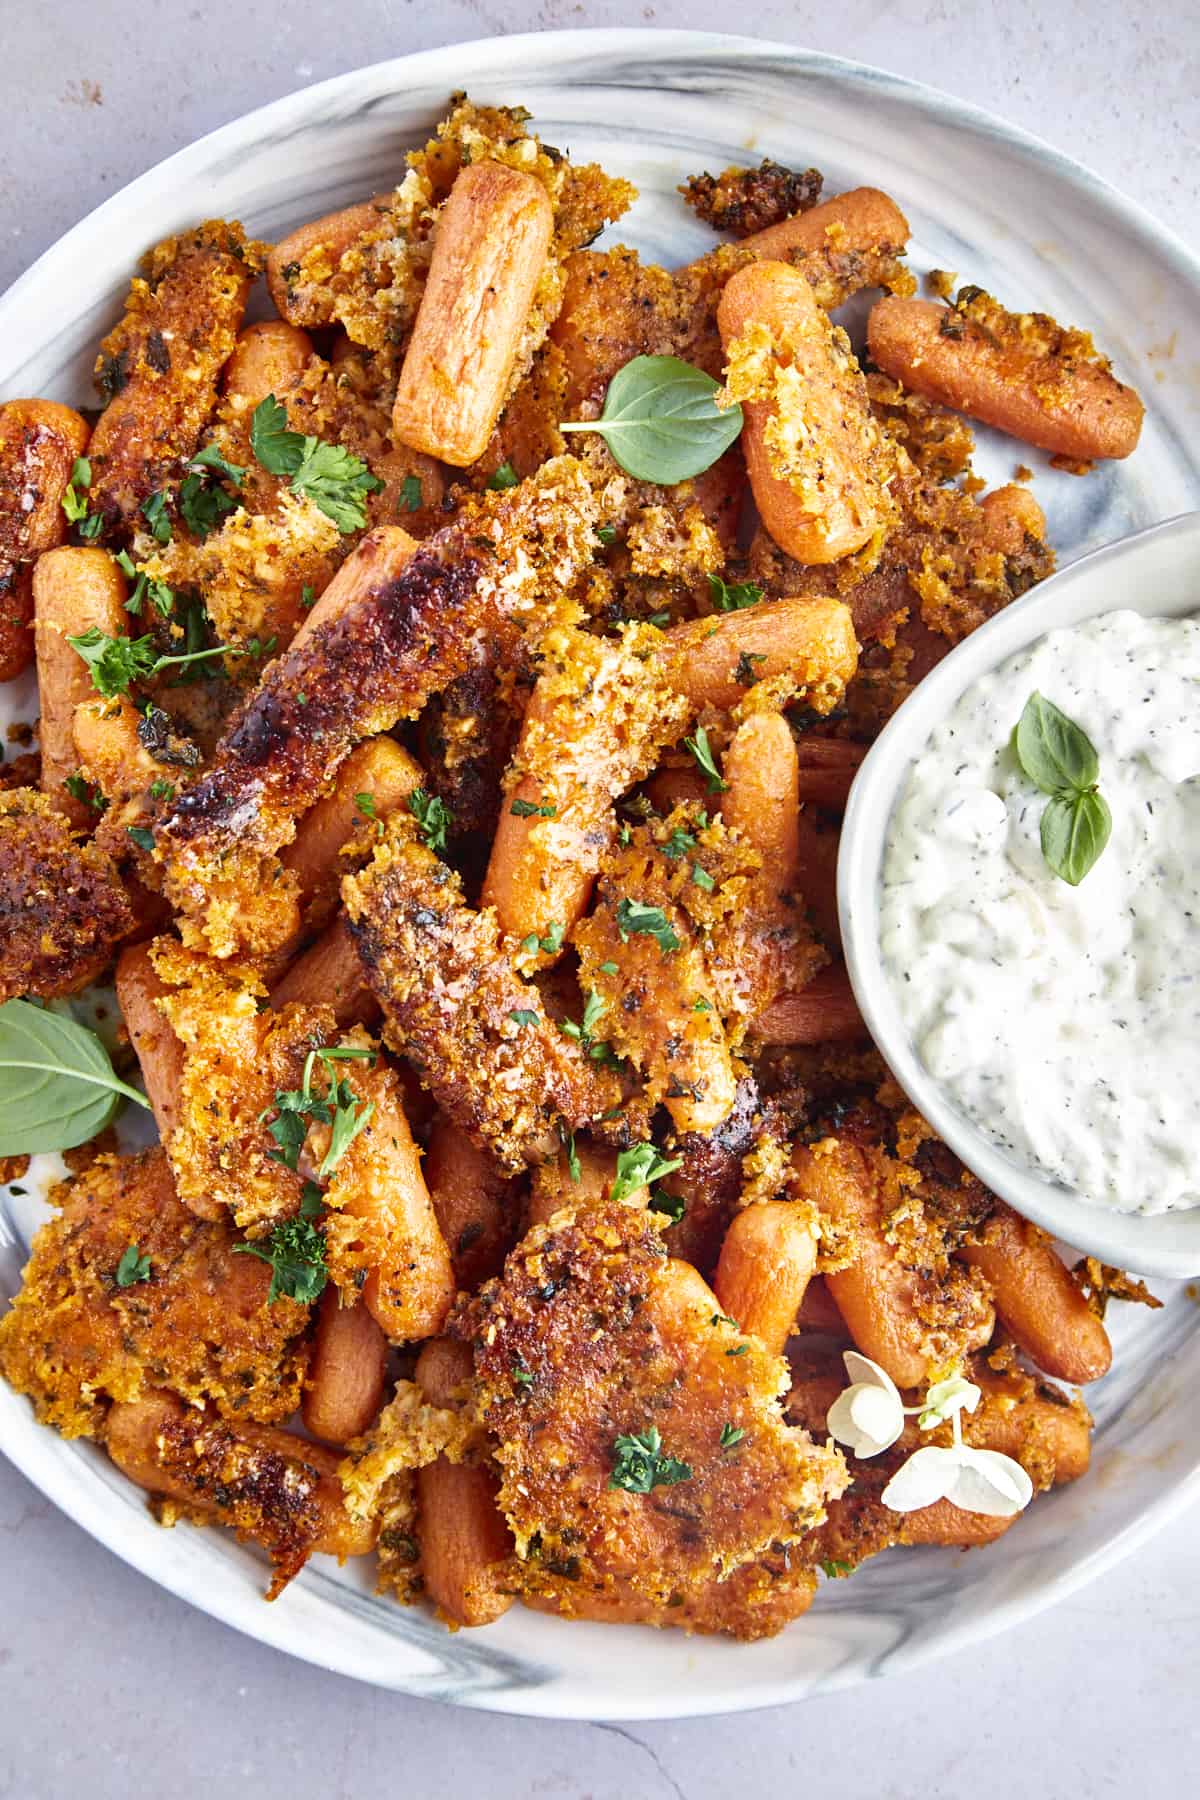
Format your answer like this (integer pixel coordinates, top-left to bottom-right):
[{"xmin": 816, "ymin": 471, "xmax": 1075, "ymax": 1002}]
[
  {"xmin": 4, "ymin": 24, "xmax": 1200, "ymax": 1719},
  {"xmin": 838, "ymin": 511, "xmax": 1200, "ymax": 1279}
]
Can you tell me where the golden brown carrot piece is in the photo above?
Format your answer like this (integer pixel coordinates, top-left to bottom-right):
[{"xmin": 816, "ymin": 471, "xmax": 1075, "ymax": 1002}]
[
  {"xmin": 33, "ymin": 547, "xmax": 128, "ymax": 825},
  {"xmin": 718, "ymin": 260, "xmax": 895, "ymax": 563},
  {"xmin": 415, "ymin": 1338, "xmax": 514, "ymax": 1627},
  {"xmin": 88, "ymin": 222, "xmax": 260, "ymax": 529},
  {"xmin": 481, "ymin": 627, "xmax": 687, "ymax": 958},
  {"xmin": 960, "ymin": 1204, "xmax": 1112, "ymax": 1384},
  {"xmin": 423, "ymin": 1118, "xmax": 514, "ymax": 1291},
  {"xmin": 302, "ymin": 1289, "xmax": 389, "ymax": 1446},
  {"xmin": 222, "ymin": 319, "xmax": 315, "ymax": 402},
  {"xmin": 791, "ymin": 1142, "xmax": 932, "ymax": 1389},
  {"xmin": 755, "ymin": 961, "xmax": 865, "ymax": 1046},
  {"xmin": 0, "ymin": 400, "xmax": 90, "ymax": 681},
  {"xmin": 392, "ymin": 162, "xmax": 555, "ymax": 466},
  {"xmin": 967, "ymin": 1360, "xmax": 1092, "ymax": 1485},
  {"xmin": 980, "ymin": 483, "xmax": 1047, "ymax": 556},
  {"xmin": 288, "ymin": 523, "xmax": 417, "ymax": 649},
  {"xmin": 281, "ymin": 735, "xmax": 423, "ymax": 932},
  {"xmin": 267, "ymin": 198, "xmax": 392, "ymax": 327},
  {"xmin": 526, "ymin": 1141, "xmax": 647, "ymax": 1228},
  {"xmin": 713, "ymin": 1202, "xmax": 818, "ymax": 1355},
  {"xmin": 794, "ymin": 1275, "xmax": 849, "ymax": 1335},
  {"xmin": 114, "ymin": 942, "xmax": 196, "ymax": 1184},
  {"xmin": 867, "ymin": 294, "xmax": 1144, "ymax": 461},
  {"xmin": 737, "ymin": 187, "xmax": 911, "ymax": 291},
  {"xmin": 268, "ymin": 913, "xmax": 379, "ymax": 1028},
  {"xmin": 664, "ymin": 593, "xmax": 857, "ymax": 714},
  {"xmin": 106, "ymin": 1389, "xmax": 375, "ymax": 1593},
  {"xmin": 322, "ymin": 1052, "xmax": 456, "ymax": 1343},
  {"xmin": 896, "ymin": 1501, "xmax": 1015, "ymax": 1547}
]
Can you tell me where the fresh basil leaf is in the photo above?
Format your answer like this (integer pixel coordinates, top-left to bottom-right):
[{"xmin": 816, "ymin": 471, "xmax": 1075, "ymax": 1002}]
[
  {"xmin": 1041, "ymin": 789, "xmax": 1112, "ymax": 886},
  {"xmin": 560, "ymin": 355, "xmax": 743, "ymax": 484},
  {"xmin": 0, "ymin": 998, "xmax": 149, "ymax": 1156},
  {"xmin": 1014, "ymin": 692, "xmax": 1099, "ymax": 796}
]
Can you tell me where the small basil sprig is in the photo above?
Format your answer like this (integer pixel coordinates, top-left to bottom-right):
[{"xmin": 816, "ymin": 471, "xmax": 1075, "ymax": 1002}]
[
  {"xmin": 560, "ymin": 355, "xmax": 743, "ymax": 484},
  {"xmin": 1013, "ymin": 692, "xmax": 1112, "ymax": 886},
  {"xmin": 0, "ymin": 999, "xmax": 150, "ymax": 1156}
]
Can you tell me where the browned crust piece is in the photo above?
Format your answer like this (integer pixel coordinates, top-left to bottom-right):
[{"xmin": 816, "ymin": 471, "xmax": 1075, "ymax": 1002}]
[{"xmin": 0, "ymin": 788, "xmax": 133, "ymax": 1000}]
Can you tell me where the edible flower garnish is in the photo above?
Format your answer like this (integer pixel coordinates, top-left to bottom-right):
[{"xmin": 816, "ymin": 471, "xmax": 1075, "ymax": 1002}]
[{"xmin": 825, "ymin": 1351, "xmax": 1034, "ymax": 1519}]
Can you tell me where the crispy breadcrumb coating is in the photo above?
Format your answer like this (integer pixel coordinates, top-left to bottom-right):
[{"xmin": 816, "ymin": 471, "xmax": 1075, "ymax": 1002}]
[
  {"xmin": 682, "ymin": 161, "xmax": 823, "ymax": 237},
  {"xmin": 0, "ymin": 788, "xmax": 133, "ymax": 1000},
  {"xmin": 0, "ymin": 1148, "xmax": 308, "ymax": 1437}
]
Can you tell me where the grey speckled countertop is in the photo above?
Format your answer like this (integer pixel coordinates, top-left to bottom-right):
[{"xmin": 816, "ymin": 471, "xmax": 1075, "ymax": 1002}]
[{"xmin": 2, "ymin": 5, "xmax": 1199, "ymax": 1796}]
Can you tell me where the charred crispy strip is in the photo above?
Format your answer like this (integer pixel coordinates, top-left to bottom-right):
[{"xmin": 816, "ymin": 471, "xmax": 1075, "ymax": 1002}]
[
  {"xmin": 681, "ymin": 161, "xmax": 824, "ymax": 238},
  {"xmin": 0, "ymin": 1149, "xmax": 309, "ymax": 1437},
  {"xmin": 158, "ymin": 459, "xmax": 599, "ymax": 958},
  {"xmin": 0, "ymin": 788, "xmax": 133, "ymax": 1000},
  {"xmin": 345, "ymin": 822, "xmax": 619, "ymax": 1171},
  {"xmin": 105, "ymin": 1388, "xmax": 375, "ymax": 1597},
  {"xmin": 88, "ymin": 221, "xmax": 263, "ymax": 531}
]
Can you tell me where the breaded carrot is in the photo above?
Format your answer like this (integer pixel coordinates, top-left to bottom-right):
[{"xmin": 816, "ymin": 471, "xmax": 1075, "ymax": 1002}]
[
  {"xmin": 88, "ymin": 222, "xmax": 260, "ymax": 529},
  {"xmin": 737, "ymin": 187, "xmax": 912, "ymax": 294},
  {"xmin": 960, "ymin": 1203, "xmax": 1112, "ymax": 1384},
  {"xmin": 222, "ymin": 319, "xmax": 314, "ymax": 402},
  {"xmin": 713, "ymin": 1202, "xmax": 818, "ymax": 1355},
  {"xmin": 32, "ymin": 547, "xmax": 128, "ymax": 825},
  {"xmin": 114, "ymin": 942, "xmax": 200, "ymax": 1198},
  {"xmin": 393, "ymin": 162, "xmax": 555, "ymax": 466},
  {"xmin": 73, "ymin": 695, "xmax": 172, "ymax": 857},
  {"xmin": 105, "ymin": 1389, "xmax": 375, "ymax": 1594},
  {"xmin": 267, "ymin": 197, "xmax": 392, "ymax": 327},
  {"xmin": 302, "ymin": 1289, "xmax": 389, "ymax": 1446},
  {"xmin": 897, "ymin": 1502, "xmax": 1014, "ymax": 1548},
  {"xmin": 0, "ymin": 400, "xmax": 90, "ymax": 681},
  {"xmin": 867, "ymin": 294, "xmax": 1144, "ymax": 461},
  {"xmin": 423, "ymin": 1118, "xmax": 514, "ymax": 1291},
  {"xmin": 791, "ymin": 1140, "xmax": 932, "ymax": 1389},
  {"xmin": 755, "ymin": 961, "xmax": 865, "ymax": 1046},
  {"xmin": 322, "ymin": 1050, "xmax": 456, "ymax": 1343},
  {"xmin": 718, "ymin": 260, "xmax": 895, "ymax": 563},
  {"xmin": 663, "ymin": 593, "xmax": 857, "ymax": 714},
  {"xmin": 288, "ymin": 523, "xmax": 417, "ymax": 648},
  {"xmin": 268, "ymin": 913, "xmax": 379, "ymax": 1029},
  {"xmin": 415, "ymin": 1338, "xmax": 514, "ymax": 1627},
  {"xmin": 527, "ymin": 1141, "xmax": 647, "ymax": 1227},
  {"xmin": 482, "ymin": 626, "xmax": 687, "ymax": 960},
  {"xmin": 967, "ymin": 1359, "xmax": 1092, "ymax": 1486},
  {"xmin": 793, "ymin": 1275, "xmax": 848, "ymax": 1335},
  {"xmin": 281, "ymin": 735, "xmax": 423, "ymax": 932},
  {"xmin": 792, "ymin": 804, "xmax": 841, "ymax": 947}
]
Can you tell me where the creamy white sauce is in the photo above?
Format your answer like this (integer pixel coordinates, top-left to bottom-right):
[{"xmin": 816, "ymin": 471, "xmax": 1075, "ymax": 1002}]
[{"xmin": 880, "ymin": 608, "xmax": 1200, "ymax": 1215}]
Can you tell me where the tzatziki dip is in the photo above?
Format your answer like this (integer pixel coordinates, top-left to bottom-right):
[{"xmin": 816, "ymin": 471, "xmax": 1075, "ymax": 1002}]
[{"xmin": 880, "ymin": 607, "xmax": 1200, "ymax": 1215}]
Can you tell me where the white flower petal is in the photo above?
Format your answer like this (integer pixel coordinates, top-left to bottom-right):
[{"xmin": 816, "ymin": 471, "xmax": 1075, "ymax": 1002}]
[
  {"xmin": 880, "ymin": 1445, "xmax": 960, "ymax": 1512},
  {"xmin": 945, "ymin": 1448, "xmax": 1035, "ymax": 1518},
  {"xmin": 826, "ymin": 1381, "xmax": 905, "ymax": 1458},
  {"xmin": 841, "ymin": 1350, "xmax": 901, "ymax": 1399}
]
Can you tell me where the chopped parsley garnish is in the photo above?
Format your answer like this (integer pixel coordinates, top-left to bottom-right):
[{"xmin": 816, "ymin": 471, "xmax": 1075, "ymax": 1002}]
[
  {"xmin": 608, "ymin": 1426, "xmax": 692, "ymax": 1494},
  {"xmin": 610, "ymin": 1141, "xmax": 682, "ymax": 1204},
  {"xmin": 398, "ymin": 474, "xmax": 423, "ymax": 513},
  {"xmin": 595, "ymin": 523, "xmax": 617, "ymax": 546},
  {"xmin": 115, "ymin": 1243, "xmax": 152, "ymax": 1287},
  {"xmin": 61, "ymin": 457, "xmax": 94, "ymax": 529},
  {"xmin": 180, "ymin": 443, "xmax": 244, "ymax": 538},
  {"xmin": 507, "ymin": 1009, "xmax": 539, "ymax": 1029},
  {"xmin": 258, "ymin": 1044, "xmax": 378, "ymax": 1184},
  {"xmin": 707, "ymin": 571, "xmax": 763, "ymax": 612},
  {"xmin": 68, "ymin": 627, "xmax": 232, "ymax": 699},
  {"xmin": 355, "ymin": 791, "xmax": 378, "ymax": 821},
  {"xmin": 693, "ymin": 996, "xmax": 712, "ymax": 1012},
  {"xmin": 115, "ymin": 550, "xmax": 175, "ymax": 619},
  {"xmin": 142, "ymin": 489, "xmax": 173, "ymax": 545},
  {"xmin": 820, "ymin": 1559, "xmax": 853, "ymax": 1579},
  {"xmin": 510, "ymin": 796, "xmax": 556, "ymax": 819},
  {"xmin": 520, "ymin": 921, "xmax": 565, "ymax": 958},
  {"xmin": 614, "ymin": 898, "xmax": 681, "ymax": 954},
  {"xmin": 598, "ymin": 960, "xmax": 618, "ymax": 976},
  {"xmin": 560, "ymin": 988, "xmax": 609, "ymax": 1060},
  {"xmin": 660, "ymin": 824, "xmax": 697, "ymax": 861},
  {"xmin": 148, "ymin": 778, "xmax": 175, "ymax": 802},
  {"xmin": 691, "ymin": 863, "xmax": 715, "ymax": 892},
  {"xmin": 719, "ymin": 1422, "xmax": 746, "ymax": 1450},
  {"xmin": 725, "ymin": 1343, "xmax": 749, "ymax": 1357},
  {"xmin": 250, "ymin": 393, "xmax": 382, "ymax": 533},
  {"xmin": 710, "ymin": 1312, "xmax": 737, "ymax": 1329},
  {"xmin": 561, "ymin": 1129, "xmax": 582, "ymax": 1183},
  {"xmin": 652, "ymin": 1189, "xmax": 686, "ymax": 1225},
  {"xmin": 126, "ymin": 825, "xmax": 155, "ymax": 852},
  {"xmin": 513, "ymin": 1363, "xmax": 535, "ymax": 1390},
  {"xmin": 300, "ymin": 583, "xmax": 316, "ymax": 609},
  {"xmin": 235, "ymin": 1206, "xmax": 328, "ymax": 1304},
  {"xmin": 64, "ymin": 773, "xmax": 107, "ymax": 812},
  {"xmin": 487, "ymin": 461, "xmax": 520, "ymax": 490},
  {"xmin": 684, "ymin": 725, "xmax": 726, "ymax": 793},
  {"xmin": 409, "ymin": 786, "xmax": 452, "ymax": 852}
]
